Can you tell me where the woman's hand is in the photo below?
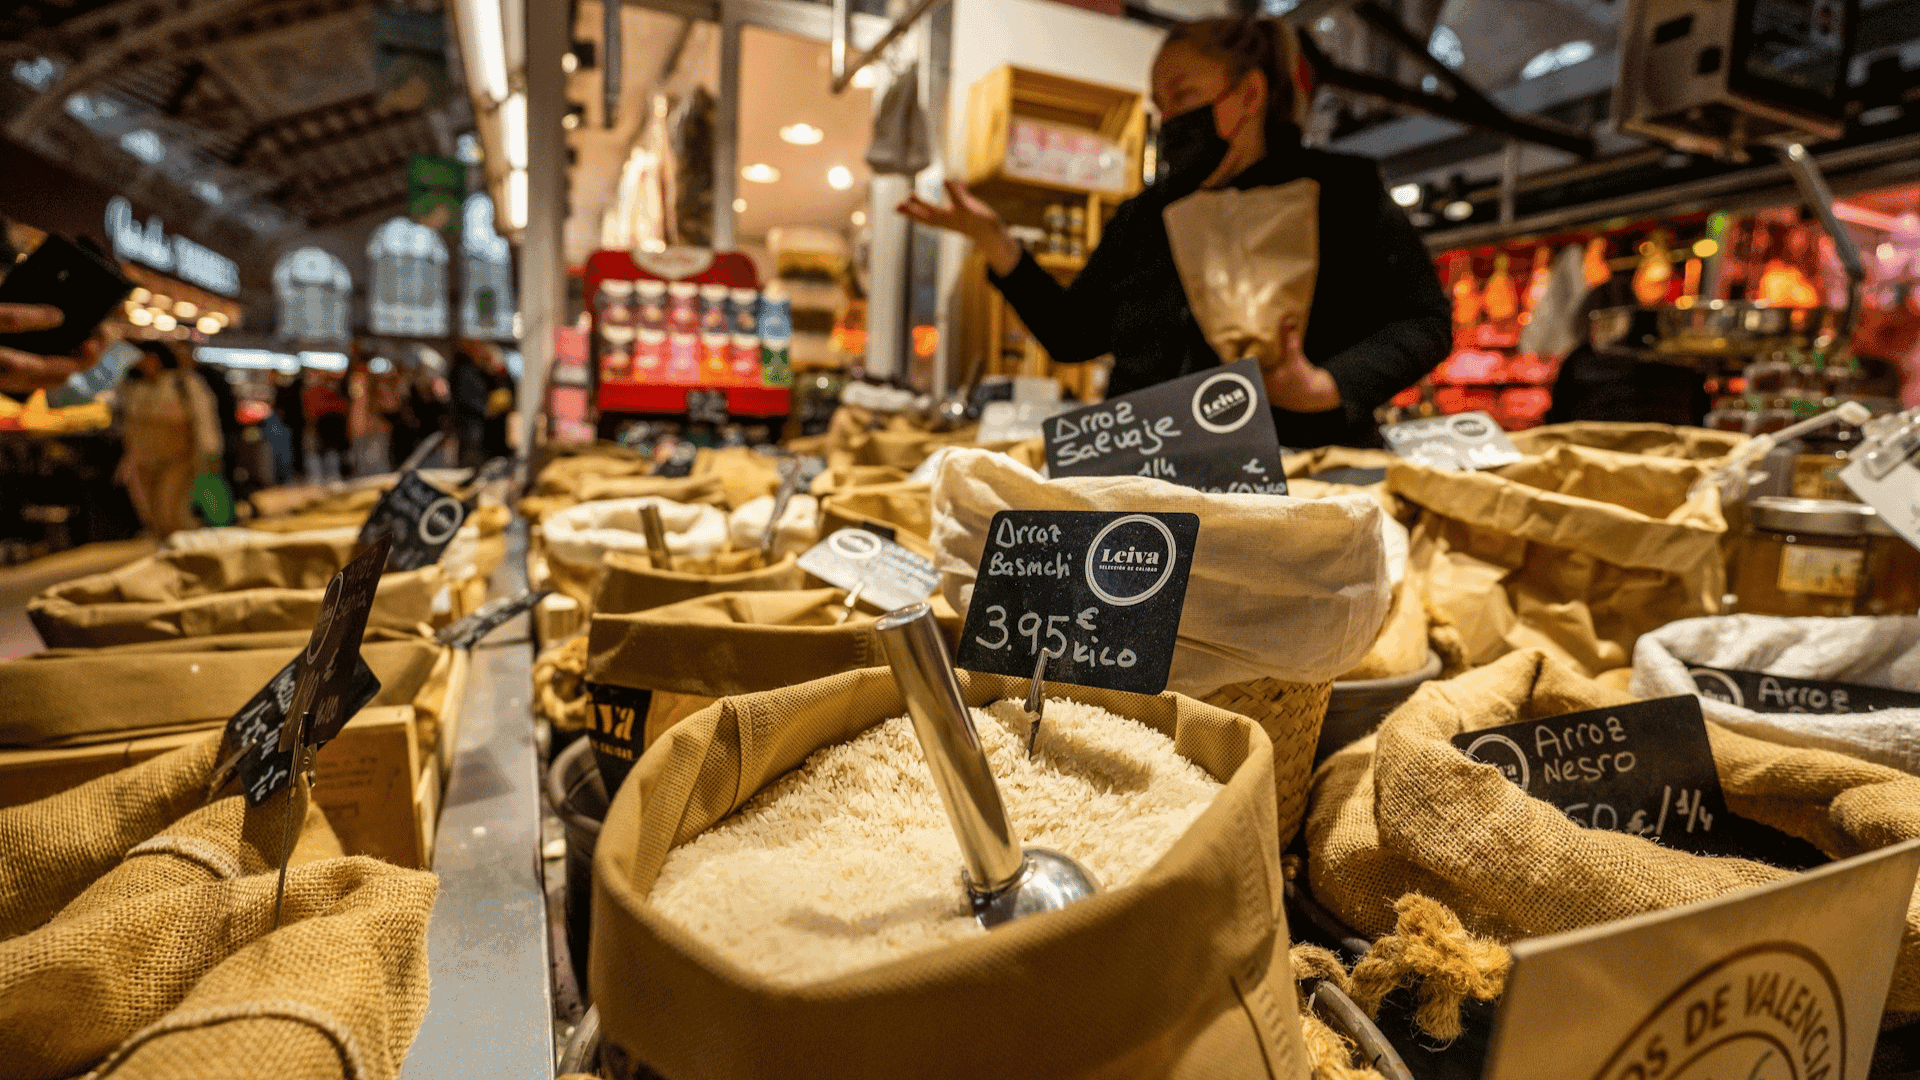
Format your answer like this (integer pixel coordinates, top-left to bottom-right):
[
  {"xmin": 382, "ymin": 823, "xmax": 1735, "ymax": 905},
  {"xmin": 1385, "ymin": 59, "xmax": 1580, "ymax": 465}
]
[
  {"xmin": 1261, "ymin": 317, "xmax": 1341, "ymax": 413},
  {"xmin": 0, "ymin": 304, "xmax": 81, "ymax": 395},
  {"xmin": 898, "ymin": 180, "xmax": 1023, "ymax": 276}
]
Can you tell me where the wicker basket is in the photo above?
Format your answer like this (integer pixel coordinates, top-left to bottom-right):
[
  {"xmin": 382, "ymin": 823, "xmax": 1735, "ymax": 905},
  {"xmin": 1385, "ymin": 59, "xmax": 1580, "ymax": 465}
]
[{"xmin": 1200, "ymin": 675, "xmax": 1334, "ymax": 846}]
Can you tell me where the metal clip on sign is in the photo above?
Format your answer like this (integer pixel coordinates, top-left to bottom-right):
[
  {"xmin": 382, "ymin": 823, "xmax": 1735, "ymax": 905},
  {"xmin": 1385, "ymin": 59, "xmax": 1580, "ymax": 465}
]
[{"xmin": 875, "ymin": 603, "xmax": 1098, "ymax": 929}]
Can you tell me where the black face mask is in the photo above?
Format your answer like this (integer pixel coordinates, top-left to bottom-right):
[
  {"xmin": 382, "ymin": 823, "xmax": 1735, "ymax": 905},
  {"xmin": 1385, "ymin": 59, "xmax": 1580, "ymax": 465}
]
[{"xmin": 1155, "ymin": 100, "xmax": 1229, "ymax": 185}]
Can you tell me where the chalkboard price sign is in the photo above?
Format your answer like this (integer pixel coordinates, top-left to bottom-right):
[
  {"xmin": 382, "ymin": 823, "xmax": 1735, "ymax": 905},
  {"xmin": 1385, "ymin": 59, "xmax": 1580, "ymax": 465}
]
[
  {"xmin": 220, "ymin": 656, "xmax": 381, "ymax": 806},
  {"xmin": 1688, "ymin": 666, "xmax": 1920, "ymax": 714},
  {"xmin": 1452, "ymin": 695, "xmax": 1824, "ymax": 866},
  {"xmin": 957, "ymin": 510, "xmax": 1198, "ymax": 695},
  {"xmin": 357, "ymin": 470, "xmax": 473, "ymax": 572},
  {"xmin": 1043, "ymin": 359, "xmax": 1287, "ymax": 495}
]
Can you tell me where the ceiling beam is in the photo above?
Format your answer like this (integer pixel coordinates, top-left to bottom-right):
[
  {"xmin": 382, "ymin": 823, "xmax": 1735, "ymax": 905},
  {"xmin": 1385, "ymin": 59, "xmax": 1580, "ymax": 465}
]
[{"xmin": 1297, "ymin": 33, "xmax": 1594, "ymax": 158}]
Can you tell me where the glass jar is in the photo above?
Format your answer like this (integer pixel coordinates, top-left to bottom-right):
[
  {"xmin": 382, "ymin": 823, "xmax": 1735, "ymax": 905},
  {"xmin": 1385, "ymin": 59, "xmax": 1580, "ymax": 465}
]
[
  {"xmin": 1790, "ymin": 426, "xmax": 1862, "ymax": 502},
  {"xmin": 1730, "ymin": 497, "xmax": 1920, "ymax": 617}
]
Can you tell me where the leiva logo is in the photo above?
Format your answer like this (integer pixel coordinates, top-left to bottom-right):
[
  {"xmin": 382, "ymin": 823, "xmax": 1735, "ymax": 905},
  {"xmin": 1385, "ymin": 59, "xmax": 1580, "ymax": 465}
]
[
  {"xmin": 1084, "ymin": 514, "xmax": 1179, "ymax": 607},
  {"xmin": 1190, "ymin": 370, "xmax": 1258, "ymax": 434}
]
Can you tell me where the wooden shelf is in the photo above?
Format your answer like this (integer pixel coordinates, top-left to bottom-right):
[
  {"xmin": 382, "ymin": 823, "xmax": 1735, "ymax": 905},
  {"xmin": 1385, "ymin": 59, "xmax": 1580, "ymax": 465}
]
[{"xmin": 958, "ymin": 66, "xmax": 1143, "ymax": 400}]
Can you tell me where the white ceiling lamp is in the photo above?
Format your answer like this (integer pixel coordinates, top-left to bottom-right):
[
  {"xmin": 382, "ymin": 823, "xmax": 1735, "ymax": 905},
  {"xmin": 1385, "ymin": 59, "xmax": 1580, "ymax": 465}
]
[
  {"xmin": 780, "ymin": 123, "xmax": 824, "ymax": 146},
  {"xmin": 1390, "ymin": 183, "xmax": 1420, "ymax": 208},
  {"xmin": 827, "ymin": 165, "xmax": 854, "ymax": 191},
  {"xmin": 505, "ymin": 169, "xmax": 528, "ymax": 231},
  {"xmin": 196, "ymin": 316, "xmax": 221, "ymax": 335},
  {"xmin": 850, "ymin": 66, "xmax": 877, "ymax": 90},
  {"xmin": 851, "ymin": 209, "xmax": 867, "ymax": 226},
  {"xmin": 733, "ymin": 197, "xmax": 747, "ymax": 213},
  {"xmin": 152, "ymin": 312, "xmax": 177, "ymax": 332},
  {"xmin": 1520, "ymin": 40, "xmax": 1595, "ymax": 81},
  {"xmin": 742, "ymin": 163, "xmax": 780, "ymax": 184},
  {"xmin": 501, "ymin": 92, "xmax": 528, "ymax": 170},
  {"xmin": 455, "ymin": 0, "xmax": 510, "ymax": 103},
  {"xmin": 127, "ymin": 307, "xmax": 153, "ymax": 327}
]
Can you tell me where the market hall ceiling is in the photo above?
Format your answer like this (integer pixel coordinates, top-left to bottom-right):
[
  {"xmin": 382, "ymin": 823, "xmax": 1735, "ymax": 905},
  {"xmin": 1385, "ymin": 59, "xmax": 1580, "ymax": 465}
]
[{"xmin": 0, "ymin": 0, "xmax": 460, "ymax": 251}]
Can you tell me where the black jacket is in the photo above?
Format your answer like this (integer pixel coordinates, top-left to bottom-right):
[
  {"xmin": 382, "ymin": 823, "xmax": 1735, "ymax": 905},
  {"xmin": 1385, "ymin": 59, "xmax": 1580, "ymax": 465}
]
[{"xmin": 989, "ymin": 141, "xmax": 1450, "ymax": 447}]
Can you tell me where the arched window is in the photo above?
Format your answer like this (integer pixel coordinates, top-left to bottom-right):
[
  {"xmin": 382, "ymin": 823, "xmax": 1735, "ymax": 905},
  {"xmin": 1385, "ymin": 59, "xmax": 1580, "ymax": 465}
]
[
  {"xmin": 461, "ymin": 193, "xmax": 516, "ymax": 339},
  {"xmin": 367, "ymin": 217, "xmax": 449, "ymax": 336},
  {"xmin": 273, "ymin": 246, "xmax": 351, "ymax": 342}
]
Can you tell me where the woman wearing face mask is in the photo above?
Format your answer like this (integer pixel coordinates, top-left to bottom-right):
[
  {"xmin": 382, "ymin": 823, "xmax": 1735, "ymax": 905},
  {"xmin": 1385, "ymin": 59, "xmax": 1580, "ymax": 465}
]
[{"xmin": 900, "ymin": 16, "xmax": 1450, "ymax": 448}]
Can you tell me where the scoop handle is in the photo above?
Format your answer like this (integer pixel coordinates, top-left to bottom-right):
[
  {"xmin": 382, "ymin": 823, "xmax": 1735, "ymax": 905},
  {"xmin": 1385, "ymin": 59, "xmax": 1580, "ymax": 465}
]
[
  {"xmin": 638, "ymin": 503, "xmax": 673, "ymax": 570},
  {"xmin": 875, "ymin": 603, "xmax": 1026, "ymax": 894}
]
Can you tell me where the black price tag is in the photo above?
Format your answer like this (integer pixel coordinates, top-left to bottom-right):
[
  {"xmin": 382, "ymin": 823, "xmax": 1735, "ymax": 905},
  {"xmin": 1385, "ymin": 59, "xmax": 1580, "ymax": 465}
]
[
  {"xmin": 1452, "ymin": 695, "xmax": 1825, "ymax": 867},
  {"xmin": 1380, "ymin": 411, "xmax": 1523, "ymax": 470},
  {"xmin": 286, "ymin": 536, "xmax": 392, "ymax": 751},
  {"xmin": 437, "ymin": 589, "xmax": 551, "ymax": 649},
  {"xmin": 957, "ymin": 510, "xmax": 1198, "ymax": 695},
  {"xmin": 356, "ymin": 470, "xmax": 473, "ymax": 572},
  {"xmin": 1043, "ymin": 359, "xmax": 1287, "ymax": 495},
  {"xmin": 1687, "ymin": 666, "xmax": 1920, "ymax": 714},
  {"xmin": 586, "ymin": 681, "xmax": 651, "ymax": 794},
  {"xmin": 221, "ymin": 656, "xmax": 382, "ymax": 806},
  {"xmin": 797, "ymin": 529, "xmax": 940, "ymax": 612}
]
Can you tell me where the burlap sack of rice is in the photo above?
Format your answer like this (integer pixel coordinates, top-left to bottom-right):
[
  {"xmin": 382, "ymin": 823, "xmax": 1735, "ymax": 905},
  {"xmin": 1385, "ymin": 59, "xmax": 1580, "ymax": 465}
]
[
  {"xmin": 522, "ymin": 471, "xmax": 730, "ymax": 526},
  {"xmin": 818, "ymin": 480, "xmax": 936, "ymax": 558},
  {"xmin": 28, "ymin": 559, "xmax": 450, "ymax": 649},
  {"xmin": 532, "ymin": 442, "xmax": 652, "ymax": 497},
  {"xmin": 1633, "ymin": 614, "xmax": 1920, "ymax": 775},
  {"xmin": 0, "ymin": 736, "xmax": 437, "ymax": 1080},
  {"xmin": 1388, "ymin": 444, "xmax": 1727, "ymax": 678},
  {"xmin": 1305, "ymin": 648, "xmax": 1920, "ymax": 1014},
  {"xmin": 931, "ymin": 448, "xmax": 1389, "ymax": 844},
  {"xmin": 586, "ymin": 588, "xmax": 889, "ymax": 750},
  {"xmin": 0, "ymin": 628, "xmax": 453, "ymax": 751},
  {"xmin": 590, "ymin": 666, "xmax": 1309, "ymax": 1080},
  {"xmin": 1508, "ymin": 421, "xmax": 1747, "ymax": 461},
  {"xmin": 590, "ymin": 548, "xmax": 806, "ymax": 618},
  {"xmin": 544, "ymin": 497, "xmax": 732, "ymax": 606}
]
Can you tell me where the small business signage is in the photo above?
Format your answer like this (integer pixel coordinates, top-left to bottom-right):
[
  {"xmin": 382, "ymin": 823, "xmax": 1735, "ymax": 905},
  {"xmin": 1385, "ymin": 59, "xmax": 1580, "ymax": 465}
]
[{"xmin": 104, "ymin": 196, "xmax": 240, "ymax": 296}]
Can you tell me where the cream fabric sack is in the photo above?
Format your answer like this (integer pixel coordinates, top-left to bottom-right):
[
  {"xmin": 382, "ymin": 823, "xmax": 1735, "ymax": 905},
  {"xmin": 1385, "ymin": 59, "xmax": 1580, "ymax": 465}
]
[
  {"xmin": 1388, "ymin": 444, "xmax": 1727, "ymax": 677},
  {"xmin": 930, "ymin": 448, "xmax": 1389, "ymax": 696},
  {"xmin": 545, "ymin": 497, "xmax": 731, "ymax": 606},
  {"xmin": 1509, "ymin": 421, "xmax": 1747, "ymax": 461},
  {"xmin": 727, "ymin": 493, "xmax": 821, "ymax": 558},
  {"xmin": 1632, "ymin": 614, "xmax": 1920, "ymax": 775}
]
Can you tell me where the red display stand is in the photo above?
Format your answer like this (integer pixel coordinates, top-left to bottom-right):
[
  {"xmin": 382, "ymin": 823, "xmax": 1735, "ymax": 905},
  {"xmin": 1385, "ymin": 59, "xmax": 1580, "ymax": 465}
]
[{"xmin": 584, "ymin": 247, "xmax": 791, "ymax": 418}]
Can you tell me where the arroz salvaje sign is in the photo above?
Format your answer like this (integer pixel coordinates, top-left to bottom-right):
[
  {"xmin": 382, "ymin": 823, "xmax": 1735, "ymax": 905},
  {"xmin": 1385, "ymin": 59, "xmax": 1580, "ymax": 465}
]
[{"xmin": 1043, "ymin": 358, "xmax": 1287, "ymax": 494}]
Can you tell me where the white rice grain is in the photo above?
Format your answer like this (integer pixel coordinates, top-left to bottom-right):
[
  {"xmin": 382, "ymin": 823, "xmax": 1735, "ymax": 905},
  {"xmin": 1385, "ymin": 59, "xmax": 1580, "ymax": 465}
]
[{"xmin": 647, "ymin": 698, "xmax": 1223, "ymax": 985}]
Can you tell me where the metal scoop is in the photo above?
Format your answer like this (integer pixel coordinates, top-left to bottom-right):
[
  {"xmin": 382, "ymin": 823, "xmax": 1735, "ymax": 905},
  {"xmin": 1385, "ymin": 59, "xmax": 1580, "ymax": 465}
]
[
  {"xmin": 875, "ymin": 603, "xmax": 1099, "ymax": 929},
  {"xmin": 638, "ymin": 503, "xmax": 674, "ymax": 570}
]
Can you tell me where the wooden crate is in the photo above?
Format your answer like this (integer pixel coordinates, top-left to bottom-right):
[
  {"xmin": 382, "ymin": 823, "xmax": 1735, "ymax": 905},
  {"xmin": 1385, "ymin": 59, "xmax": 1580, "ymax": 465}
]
[{"xmin": 0, "ymin": 705, "xmax": 437, "ymax": 869}]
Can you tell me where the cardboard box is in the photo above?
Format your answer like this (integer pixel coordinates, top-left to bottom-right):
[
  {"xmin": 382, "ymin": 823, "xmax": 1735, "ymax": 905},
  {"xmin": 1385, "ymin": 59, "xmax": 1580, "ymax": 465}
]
[{"xmin": 0, "ymin": 705, "xmax": 436, "ymax": 868}]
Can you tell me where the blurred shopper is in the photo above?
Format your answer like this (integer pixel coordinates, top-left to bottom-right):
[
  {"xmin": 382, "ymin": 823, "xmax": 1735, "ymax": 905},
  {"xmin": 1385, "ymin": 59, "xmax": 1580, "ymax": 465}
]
[
  {"xmin": 118, "ymin": 340, "xmax": 221, "ymax": 537},
  {"xmin": 389, "ymin": 367, "xmax": 445, "ymax": 467},
  {"xmin": 482, "ymin": 346, "xmax": 515, "ymax": 462},
  {"xmin": 273, "ymin": 368, "xmax": 308, "ymax": 480},
  {"xmin": 305, "ymin": 373, "xmax": 350, "ymax": 480},
  {"xmin": 449, "ymin": 345, "xmax": 490, "ymax": 468},
  {"xmin": 189, "ymin": 354, "xmax": 247, "ymax": 495}
]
